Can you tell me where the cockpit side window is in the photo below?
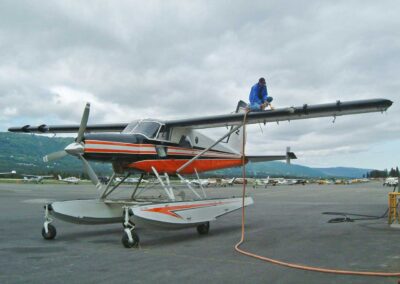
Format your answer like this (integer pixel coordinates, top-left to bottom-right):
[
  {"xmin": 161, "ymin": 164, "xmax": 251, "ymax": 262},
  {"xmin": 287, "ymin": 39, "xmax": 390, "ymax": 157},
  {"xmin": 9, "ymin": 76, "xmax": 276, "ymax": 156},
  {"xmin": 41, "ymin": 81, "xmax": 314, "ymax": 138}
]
[
  {"xmin": 122, "ymin": 120, "xmax": 163, "ymax": 139},
  {"xmin": 122, "ymin": 121, "xmax": 139, "ymax": 133}
]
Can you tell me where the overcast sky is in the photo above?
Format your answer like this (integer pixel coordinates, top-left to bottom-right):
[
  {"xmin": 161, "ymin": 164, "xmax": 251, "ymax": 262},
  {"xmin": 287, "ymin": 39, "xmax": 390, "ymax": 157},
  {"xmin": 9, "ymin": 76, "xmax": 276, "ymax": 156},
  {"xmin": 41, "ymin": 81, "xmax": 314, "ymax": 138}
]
[{"xmin": 0, "ymin": 1, "xmax": 399, "ymax": 170}]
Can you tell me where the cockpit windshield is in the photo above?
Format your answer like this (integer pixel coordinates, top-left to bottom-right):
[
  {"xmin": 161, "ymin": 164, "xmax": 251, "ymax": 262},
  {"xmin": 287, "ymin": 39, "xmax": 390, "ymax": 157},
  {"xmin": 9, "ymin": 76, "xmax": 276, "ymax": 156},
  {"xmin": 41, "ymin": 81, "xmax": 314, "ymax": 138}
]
[{"xmin": 122, "ymin": 120, "xmax": 163, "ymax": 139}]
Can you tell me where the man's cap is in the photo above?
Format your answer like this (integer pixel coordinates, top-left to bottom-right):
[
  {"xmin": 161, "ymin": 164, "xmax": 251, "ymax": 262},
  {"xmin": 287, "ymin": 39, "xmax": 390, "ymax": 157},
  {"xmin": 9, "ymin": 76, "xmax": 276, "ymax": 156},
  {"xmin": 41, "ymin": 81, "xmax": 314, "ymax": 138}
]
[{"xmin": 259, "ymin": 77, "xmax": 266, "ymax": 84}]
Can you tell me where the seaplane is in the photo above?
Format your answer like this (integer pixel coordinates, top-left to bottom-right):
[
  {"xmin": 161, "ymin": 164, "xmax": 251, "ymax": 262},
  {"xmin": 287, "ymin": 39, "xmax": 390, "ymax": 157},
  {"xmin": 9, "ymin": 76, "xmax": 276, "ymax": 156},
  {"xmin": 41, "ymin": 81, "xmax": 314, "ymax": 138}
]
[
  {"xmin": 22, "ymin": 174, "xmax": 53, "ymax": 183},
  {"xmin": 220, "ymin": 177, "xmax": 236, "ymax": 187},
  {"xmin": 8, "ymin": 98, "xmax": 392, "ymax": 248},
  {"xmin": 115, "ymin": 176, "xmax": 149, "ymax": 184},
  {"xmin": 180, "ymin": 177, "xmax": 210, "ymax": 188},
  {"xmin": 0, "ymin": 170, "xmax": 16, "ymax": 175},
  {"xmin": 58, "ymin": 175, "xmax": 80, "ymax": 184}
]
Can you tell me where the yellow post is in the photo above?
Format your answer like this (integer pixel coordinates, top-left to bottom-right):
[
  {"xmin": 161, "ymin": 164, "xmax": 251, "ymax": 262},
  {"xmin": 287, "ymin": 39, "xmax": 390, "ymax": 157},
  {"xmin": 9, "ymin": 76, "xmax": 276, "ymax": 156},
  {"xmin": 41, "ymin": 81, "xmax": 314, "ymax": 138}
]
[{"xmin": 388, "ymin": 192, "xmax": 400, "ymax": 224}]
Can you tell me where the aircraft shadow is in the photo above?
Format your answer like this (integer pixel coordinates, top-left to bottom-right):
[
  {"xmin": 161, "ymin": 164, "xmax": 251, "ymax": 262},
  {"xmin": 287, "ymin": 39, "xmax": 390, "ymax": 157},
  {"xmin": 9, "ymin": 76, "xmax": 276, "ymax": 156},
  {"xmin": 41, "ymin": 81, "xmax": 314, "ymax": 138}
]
[
  {"xmin": 48, "ymin": 223, "xmax": 255, "ymax": 247},
  {"xmin": 140, "ymin": 223, "xmax": 255, "ymax": 247}
]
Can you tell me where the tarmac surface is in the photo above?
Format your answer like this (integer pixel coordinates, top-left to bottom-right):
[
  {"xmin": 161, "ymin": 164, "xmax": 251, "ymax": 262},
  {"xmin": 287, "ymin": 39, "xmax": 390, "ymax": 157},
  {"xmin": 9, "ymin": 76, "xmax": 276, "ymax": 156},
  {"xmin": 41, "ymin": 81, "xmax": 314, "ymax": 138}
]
[{"xmin": 0, "ymin": 181, "xmax": 399, "ymax": 284}]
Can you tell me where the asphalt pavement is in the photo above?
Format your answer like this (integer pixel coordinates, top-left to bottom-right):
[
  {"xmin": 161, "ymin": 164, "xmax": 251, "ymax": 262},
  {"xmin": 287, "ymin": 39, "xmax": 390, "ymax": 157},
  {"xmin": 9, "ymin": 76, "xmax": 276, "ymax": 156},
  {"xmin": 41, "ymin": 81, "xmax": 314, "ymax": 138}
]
[{"xmin": 0, "ymin": 181, "xmax": 399, "ymax": 284}]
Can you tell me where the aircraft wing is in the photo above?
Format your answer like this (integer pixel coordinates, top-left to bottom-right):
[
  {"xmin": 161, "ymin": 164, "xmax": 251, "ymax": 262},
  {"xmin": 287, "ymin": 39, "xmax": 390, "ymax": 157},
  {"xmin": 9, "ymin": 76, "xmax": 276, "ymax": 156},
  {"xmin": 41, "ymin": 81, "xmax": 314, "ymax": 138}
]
[
  {"xmin": 164, "ymin": 98, "xmax": 392, "ymax": 129},
  {"xmin": 0, "ymin": 172, "xmax": 15, "ymax": 175},
  {"xmin": 22, "ymin": 174, "xmax": 53, "ymax": 178},
  {"xmin": 8, "ymin": 98, "xmax": 392, "ymax": 133},
  {"xmin": 8, "ymin": 123, "xmax": 128, "ymax": 134}
]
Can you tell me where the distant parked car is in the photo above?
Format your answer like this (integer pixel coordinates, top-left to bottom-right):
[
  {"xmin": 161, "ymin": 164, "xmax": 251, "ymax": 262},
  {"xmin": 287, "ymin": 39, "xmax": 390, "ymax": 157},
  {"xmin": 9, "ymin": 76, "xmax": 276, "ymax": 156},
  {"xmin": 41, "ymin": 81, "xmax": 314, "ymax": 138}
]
[{"xmin": 383, "ymin": 177, "xmax": 399, "ymax": 187}]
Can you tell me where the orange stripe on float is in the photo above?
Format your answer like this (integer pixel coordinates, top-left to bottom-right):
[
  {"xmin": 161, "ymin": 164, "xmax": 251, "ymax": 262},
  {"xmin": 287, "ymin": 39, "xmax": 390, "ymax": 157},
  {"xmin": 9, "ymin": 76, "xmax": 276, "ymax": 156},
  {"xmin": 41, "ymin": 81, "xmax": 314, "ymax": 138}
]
[{"xmin": 143, "ymin": 202, "xmax": 225, "ymax": 219}]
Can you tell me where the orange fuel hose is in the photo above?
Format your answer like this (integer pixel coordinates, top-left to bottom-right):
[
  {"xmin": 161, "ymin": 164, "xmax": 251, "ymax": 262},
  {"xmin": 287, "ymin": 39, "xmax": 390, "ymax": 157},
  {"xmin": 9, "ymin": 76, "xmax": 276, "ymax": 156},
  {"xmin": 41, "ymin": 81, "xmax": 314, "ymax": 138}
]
[{"xmin": 234, "ymin": 109, "xmax": 400, "ymax": 278}]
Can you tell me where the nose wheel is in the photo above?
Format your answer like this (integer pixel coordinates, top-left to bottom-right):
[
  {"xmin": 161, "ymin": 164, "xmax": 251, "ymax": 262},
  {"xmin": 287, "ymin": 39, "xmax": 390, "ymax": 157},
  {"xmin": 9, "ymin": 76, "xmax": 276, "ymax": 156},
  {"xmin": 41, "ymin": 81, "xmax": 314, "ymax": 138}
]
[
  {"xmin": 42, "ymin": 223, "xmax": 57, "ymax": 240},
  {"xmin": 42, "ymin": 204, "xmax": 57, "ymax": 240},
  {"xmin": 122, "ymin": 229, "xmax": 140, "ymax": 248},
  {"xmin": 121, "ymin": 206, "xmax": 140, "ymax": 248}
]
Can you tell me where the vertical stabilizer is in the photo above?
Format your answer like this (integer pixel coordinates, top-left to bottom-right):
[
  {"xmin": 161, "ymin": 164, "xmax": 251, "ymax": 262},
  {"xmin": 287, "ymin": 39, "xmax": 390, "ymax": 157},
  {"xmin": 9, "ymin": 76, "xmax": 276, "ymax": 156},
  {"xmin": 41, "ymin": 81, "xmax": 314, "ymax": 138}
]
[{"xmin": 286, "ymin": 147, "xmax": 291, "ymax": 164}]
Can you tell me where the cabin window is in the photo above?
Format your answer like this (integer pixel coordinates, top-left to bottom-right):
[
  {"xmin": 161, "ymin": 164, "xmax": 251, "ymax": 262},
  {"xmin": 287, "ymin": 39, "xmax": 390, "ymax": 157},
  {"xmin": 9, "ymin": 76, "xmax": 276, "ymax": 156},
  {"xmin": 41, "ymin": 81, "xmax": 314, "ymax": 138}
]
[
  {"xmin": 156, "ymin": 125, "xmax": 169, "ymax": 141},
  {"xmin": 179, "ymin": 135, "xmax": 193, "ymax": 148}
]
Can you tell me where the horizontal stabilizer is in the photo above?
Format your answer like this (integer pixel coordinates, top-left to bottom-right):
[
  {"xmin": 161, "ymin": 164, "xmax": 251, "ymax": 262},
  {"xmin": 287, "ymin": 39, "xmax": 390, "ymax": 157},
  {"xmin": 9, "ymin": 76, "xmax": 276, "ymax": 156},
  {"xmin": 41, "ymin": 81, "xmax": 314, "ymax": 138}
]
[{"xmin": 247, "ymin": 152, "xmax": 297, "ymax": 163}]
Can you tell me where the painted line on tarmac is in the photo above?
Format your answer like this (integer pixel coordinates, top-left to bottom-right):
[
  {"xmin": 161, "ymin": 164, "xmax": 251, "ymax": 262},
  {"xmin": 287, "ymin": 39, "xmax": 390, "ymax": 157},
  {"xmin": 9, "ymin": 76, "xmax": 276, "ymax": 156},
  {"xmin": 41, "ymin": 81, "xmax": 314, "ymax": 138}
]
[{"xmin": 21, "ymin": 199, "xmax": 55, "ymax": 204}]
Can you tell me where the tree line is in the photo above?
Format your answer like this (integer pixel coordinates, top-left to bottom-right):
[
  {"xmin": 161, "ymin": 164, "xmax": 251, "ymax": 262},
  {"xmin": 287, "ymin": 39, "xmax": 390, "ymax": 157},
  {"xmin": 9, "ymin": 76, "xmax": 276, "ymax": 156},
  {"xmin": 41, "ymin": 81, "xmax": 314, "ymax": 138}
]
[{"xmin": 367, "ymin": 167, "xmax": 399, "ymax": 178}]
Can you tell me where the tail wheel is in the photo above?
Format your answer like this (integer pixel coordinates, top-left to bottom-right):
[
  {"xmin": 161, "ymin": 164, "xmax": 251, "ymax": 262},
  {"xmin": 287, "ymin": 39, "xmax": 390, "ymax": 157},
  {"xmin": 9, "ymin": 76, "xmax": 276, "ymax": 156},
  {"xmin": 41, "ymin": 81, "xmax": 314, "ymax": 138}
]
[
  {"xmin": 42, "ymin": 224, "xmax": 57, "ymax": 240},
  {"xmin": 197, "ymin": 222, "xmax": 210, "ymax": 235}
]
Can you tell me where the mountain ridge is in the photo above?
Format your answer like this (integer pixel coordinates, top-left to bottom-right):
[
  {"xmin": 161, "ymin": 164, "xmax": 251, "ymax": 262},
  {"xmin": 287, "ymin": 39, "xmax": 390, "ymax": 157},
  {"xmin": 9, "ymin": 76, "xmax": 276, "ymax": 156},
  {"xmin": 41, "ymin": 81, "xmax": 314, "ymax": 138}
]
[{"xmin": 0, "ymin": 132, "xmax": 373, "ymax": 178}]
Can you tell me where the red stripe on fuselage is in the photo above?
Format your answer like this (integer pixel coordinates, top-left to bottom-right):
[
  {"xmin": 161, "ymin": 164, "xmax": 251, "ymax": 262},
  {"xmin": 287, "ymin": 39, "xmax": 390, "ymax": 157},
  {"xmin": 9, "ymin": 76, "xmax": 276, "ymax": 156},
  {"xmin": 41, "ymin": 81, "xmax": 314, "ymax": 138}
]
[
  {"xmin": 127, "ymin": 159, "xmax": 245, "ymax": 174},
  {"xmin": 85, "ymin": 148, "xmax": 156, "ymax": 154},
  {"xmin": 83, "ymin": 140, "xmax": 244, "ymax": 173},
  {"xmin": 84, "ymin": 140, "xmax": 239, "ymax": 157},
  {"xmin": 85, "ymin": 140, "xmax": 154, "ymax": 147}
]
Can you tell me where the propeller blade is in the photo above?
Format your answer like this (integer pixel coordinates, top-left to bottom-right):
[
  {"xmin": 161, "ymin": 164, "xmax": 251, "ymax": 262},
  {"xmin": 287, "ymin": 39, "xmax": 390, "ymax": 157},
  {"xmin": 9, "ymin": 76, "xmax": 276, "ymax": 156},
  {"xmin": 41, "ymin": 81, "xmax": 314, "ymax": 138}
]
[
  {"xmin": 76, "ymin": 103, "xmax": 90, "ymax": 143},
  {"xmin": 43, "ymin": 150, "xmax": 67, "ymax": 162},
  {"xmin": 79, "ymin": 155, "xmax": 101, "ymax": 190}
]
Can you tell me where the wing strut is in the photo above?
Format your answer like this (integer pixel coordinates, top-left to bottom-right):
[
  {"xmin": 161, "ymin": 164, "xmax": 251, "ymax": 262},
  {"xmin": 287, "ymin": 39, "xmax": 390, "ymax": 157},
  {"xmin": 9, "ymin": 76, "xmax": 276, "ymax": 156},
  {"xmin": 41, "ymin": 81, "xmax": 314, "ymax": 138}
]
[
  {"xmin": 100, "ymin": 172, "xmax": 128, "ymax": 199},
  {"xmin": 176, "ymin": 124, "xmax": 243, "ymax": 174},
  {"xmin": 176, "ymin": 174, "xmax": 202, "ymax": 199},
  {"xmin": 131, "ymin": 173, "xmax": 145, "ymax": 199},
  {"xmin": 151, "ymin": 167, "xmax": 175, "ymax": 201},
  {"xmin": 194, "ymin": 168, "xmax": 207, "ymax": 198}
]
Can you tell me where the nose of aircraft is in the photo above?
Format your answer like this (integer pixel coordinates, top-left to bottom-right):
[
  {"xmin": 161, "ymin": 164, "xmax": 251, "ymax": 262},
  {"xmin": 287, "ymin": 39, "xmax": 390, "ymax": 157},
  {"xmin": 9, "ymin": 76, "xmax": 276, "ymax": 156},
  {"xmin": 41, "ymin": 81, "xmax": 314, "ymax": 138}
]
[{"xmin": 64, "ymin": 141, "xmax": 85, "ymax": 156}]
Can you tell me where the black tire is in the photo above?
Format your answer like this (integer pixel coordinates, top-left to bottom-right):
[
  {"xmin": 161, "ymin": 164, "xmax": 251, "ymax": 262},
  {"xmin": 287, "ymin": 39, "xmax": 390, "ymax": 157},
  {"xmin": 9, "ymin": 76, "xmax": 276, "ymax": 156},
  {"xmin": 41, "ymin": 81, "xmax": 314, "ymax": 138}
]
[
  {"xmin": 41, "ymin": 224, "xmax": 57, "ymax": 240},
  {"xmin": 197, "ymin": 222, "xmax": 210, "ymax": 235},
  {"xmin": 121, "ymin": 230, "xmax": 140, "ymax": 248}
]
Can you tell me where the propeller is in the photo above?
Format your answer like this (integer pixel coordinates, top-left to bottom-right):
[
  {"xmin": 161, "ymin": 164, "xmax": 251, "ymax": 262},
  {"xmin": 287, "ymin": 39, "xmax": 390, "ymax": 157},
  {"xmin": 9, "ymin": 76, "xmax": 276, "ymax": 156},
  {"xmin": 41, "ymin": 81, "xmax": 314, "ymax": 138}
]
[
  {"xmin": 43, "ymin": 150, "xmax": 67, "ymax": 162},
  {"xmin": 76, "ymin": 103, "xmax": 90, "ymax": 143},
  {"xmin": 43, "ymin": 103, "xmax": 102, "ymax": 190},
  {"xmin": 79, "ymin": 155, "xmax": 101, "ymax": 190}
]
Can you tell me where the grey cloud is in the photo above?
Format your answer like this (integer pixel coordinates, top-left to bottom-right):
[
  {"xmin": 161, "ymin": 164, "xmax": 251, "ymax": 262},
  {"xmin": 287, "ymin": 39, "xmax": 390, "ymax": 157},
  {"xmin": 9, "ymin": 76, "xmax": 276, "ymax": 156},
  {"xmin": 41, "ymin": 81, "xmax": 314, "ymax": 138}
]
[{"xmin": 0, "ymin": 0, "xmax": 399, "ymax": 168}]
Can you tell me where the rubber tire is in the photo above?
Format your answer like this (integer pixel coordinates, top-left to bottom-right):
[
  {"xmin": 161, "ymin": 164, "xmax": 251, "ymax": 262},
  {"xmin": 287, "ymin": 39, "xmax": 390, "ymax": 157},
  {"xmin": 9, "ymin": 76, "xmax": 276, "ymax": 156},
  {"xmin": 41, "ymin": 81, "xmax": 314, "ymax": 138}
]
[
  {"xmin": 41, "ymin": 224, "xmax": 57, "ymax": 240},
  {"xmin": 197, "ymin": 222, "xmax": 210, "ymax": 235},
  {"xmin": 122, "ymin": 230, "xmax": 140, "ymax": 248}
]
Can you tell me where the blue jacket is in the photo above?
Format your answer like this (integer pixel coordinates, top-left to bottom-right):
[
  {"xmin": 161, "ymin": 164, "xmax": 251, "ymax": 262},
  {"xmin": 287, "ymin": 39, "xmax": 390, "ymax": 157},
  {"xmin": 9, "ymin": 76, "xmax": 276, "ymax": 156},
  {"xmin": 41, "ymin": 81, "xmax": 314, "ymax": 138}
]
[{"xmin": 249, "ymin": 83, "xmax": 268, "ymax": 105}]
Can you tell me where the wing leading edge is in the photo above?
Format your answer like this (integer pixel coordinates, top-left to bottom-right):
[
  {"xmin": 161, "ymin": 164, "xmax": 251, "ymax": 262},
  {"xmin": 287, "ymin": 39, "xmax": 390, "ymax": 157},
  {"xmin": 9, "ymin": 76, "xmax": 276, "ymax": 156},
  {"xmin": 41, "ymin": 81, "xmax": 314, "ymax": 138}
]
[
  {"xmin": 164, "ymin": 98, "xmax": 392, "ymax": 129},
  {"xmin": 8, "ymin": 123, "xmax": 128, "ymax": 134},
  {"xmin": 8, "ymin": 98, "xmax": 392, "ymax": 133}
]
